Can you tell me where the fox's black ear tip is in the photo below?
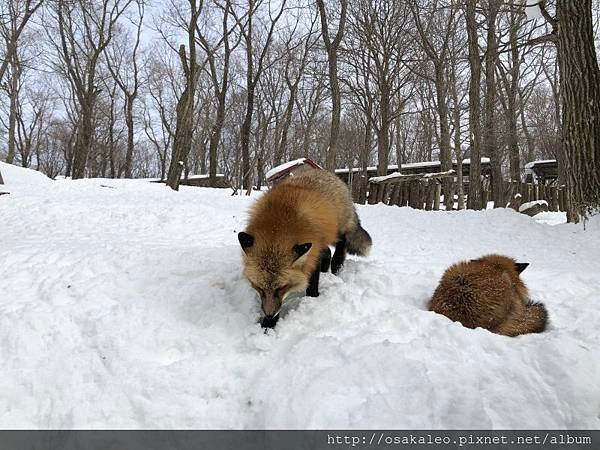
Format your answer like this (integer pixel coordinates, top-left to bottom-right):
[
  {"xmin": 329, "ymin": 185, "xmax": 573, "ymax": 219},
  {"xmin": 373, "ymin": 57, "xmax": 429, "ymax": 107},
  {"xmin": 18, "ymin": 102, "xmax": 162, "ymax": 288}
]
[
  {"xmin": 515, "ymin": 262, "xmax": 529, "ymax": 273},
  {"xmin": 238, "ymin": 231, "xmax": 254, "ymax": 249}
]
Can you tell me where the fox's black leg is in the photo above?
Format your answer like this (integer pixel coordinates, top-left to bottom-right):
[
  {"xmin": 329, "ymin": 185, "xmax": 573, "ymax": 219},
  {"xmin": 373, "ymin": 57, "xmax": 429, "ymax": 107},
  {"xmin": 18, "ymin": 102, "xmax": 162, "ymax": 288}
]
[
  {"xmin": 331, "ymin": 235, "xmax": 347, "ymax": 275},
  {"xmin": 306, "ymin": 264, "xmax": 320, "ymax": 297},
  {"xmin": 320, "ymin": 247, "xmax": 332, "ymax": 273}
]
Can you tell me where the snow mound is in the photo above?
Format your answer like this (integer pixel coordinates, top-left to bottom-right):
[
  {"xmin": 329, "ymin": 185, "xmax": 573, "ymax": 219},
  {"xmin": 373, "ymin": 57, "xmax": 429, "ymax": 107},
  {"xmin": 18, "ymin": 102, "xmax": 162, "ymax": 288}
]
[
  {"xmin": 0, "ymin": 179, "xmax": 599, "ymax": 429},
  {"xmin": 0, "ymin": 162, "xmax": 53, "ymax": 194}
]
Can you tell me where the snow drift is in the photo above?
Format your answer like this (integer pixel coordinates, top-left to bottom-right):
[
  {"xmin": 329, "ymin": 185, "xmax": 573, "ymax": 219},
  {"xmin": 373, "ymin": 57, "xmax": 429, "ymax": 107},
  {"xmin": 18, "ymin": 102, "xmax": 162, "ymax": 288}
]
[{"xmin": 0, "ymin": 162, "xmax": 599, "ymax": 429}]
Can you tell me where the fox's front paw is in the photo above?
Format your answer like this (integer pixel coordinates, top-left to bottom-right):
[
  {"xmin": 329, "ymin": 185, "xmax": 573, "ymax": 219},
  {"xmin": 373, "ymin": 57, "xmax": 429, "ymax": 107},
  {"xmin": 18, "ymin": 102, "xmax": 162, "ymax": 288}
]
[
  {"xmin": 331, "ymin": 261, "xmax": 343, "ymax": 275},
  {"xmin": 306, "ymin": 288, "xmax": 319, "ymax": 298}
]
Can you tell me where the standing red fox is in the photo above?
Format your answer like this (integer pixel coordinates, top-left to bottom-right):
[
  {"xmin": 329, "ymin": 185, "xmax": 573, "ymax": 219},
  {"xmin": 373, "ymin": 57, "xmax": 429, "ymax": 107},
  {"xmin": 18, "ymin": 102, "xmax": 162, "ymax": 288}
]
[
  {"xmin": 238, "ymin": 166, "xmax": 372, "ymax": 328},
  {"xmin": 429, "ymin": 255, "xmax": 548, "ymax": 337}
]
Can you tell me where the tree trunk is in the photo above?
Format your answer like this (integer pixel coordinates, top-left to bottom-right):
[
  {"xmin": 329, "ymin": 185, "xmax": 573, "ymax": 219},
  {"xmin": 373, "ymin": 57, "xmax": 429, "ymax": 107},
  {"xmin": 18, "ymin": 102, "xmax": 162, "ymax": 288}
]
[
  {"xmin": 506, "ymin": 15, "xmax": 521, "ymax": 184},
  {"xmin": 376, "ymin": 91, "xmax": 390, "ymax": 176},
  {"xmin": 240, "ymin": 87, "xmax": 254, "ymax": 192},
  {"xmin": 361, "ymin": 119, "xmax": 371, "ymax": 174},
  {"xmin": 72, "ymin": 99, "xmax": 94, "ymax": 179},
  {"xmin": 483, "ymin": 0, "xmax": 502, "ymax": 207},
  {"xmin": 466, "ymin": 0, "xmax": 483, "ymax": 210},
  {"xmin": 209, "ymin": 96, "xmax": 226, "ymax": 187},
  {"xmin": 6, "ymin": 60, "xmax": 18, "ymax": 164},
  {"xmin": 520, "ymin": 109, "xmax": 535, "ymax": 164},
  {"xmin": 275, "ymin": 83, "xmax": 298, "ymax": 167},
  {"xmin": 451, "ymin": 66, "xmax": 464, "ymax": 210},
  {"xmin": 108, "ymin": 86, "xmax": 117, "ymax": 178},
  {"xmin": 316, "ymin": 0, "xmax": 347, "ymax": 172},
  {"xmin": 434, "ymin": 65, "xmax": 453, "ymax": 210},
  {"xmin": 167, "ymin": 81, "xmax": 194, "ymax": 190},
  {"xmin": 256, "ymin": 111, "xmax": 269, "ymax": 189},
  {"xmin": 557, "ymin": 0, "xmax": 600, "ymax": 221},
  {"xmin": 123, "ymin": 95, "xmax": 135, "ymax": 178},
  {"xmin": 167, "ymin": 31, "xmax": 198, "ymax": 190},
  {"xmin": 326, "ymin": 49, "xmax": 342, "ymax": 171}
]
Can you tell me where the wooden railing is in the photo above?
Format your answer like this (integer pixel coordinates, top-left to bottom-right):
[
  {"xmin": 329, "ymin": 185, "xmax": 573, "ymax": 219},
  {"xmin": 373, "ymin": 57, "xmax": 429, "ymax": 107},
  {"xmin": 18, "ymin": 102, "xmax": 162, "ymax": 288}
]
[
  {"xmin": 503, "ymin": 180, "xmax": 567, "ymax": 212},
  {"xmin": 349, "ymin": 171, "xmax": 566, "ymax": 212}
]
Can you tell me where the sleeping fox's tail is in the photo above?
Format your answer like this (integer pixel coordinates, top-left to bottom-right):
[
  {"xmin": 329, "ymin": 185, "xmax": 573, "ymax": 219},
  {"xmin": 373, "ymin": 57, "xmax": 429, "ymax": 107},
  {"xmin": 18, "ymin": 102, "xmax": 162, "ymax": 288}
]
[{"xmin": 495, "ymin": 302, "xmax": 548, "ymax": 337}]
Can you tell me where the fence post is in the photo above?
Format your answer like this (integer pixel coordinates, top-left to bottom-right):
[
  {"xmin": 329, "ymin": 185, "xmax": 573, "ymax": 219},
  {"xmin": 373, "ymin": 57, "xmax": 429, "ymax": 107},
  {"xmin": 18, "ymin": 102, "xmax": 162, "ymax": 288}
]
[
  {"xmin": 552, "ymin": 187, "xmax": 559, "ymax": 211},
  {"xmin": 367, "ymin": 182, "xmax": 378, "ymax": 205},
  {"xmin": 425, "ymin": 180, "xmax": 433, "ymax": 211},
  {"xmin": 434, "ymin": 182, "xmax": 441, "ymax": 210},
  {"xmin": 376, "ymin": 183, "xmax": 387, "ymax": 204},
  {"xmin": 558, "ymin": 187, "xmax": 566, "ymax": 212},
  {"xmin": 389, "ymin": 184, "xmax": 400, "ymax": 205},
  {"xmin": 358, "ymin": 176, "xmax": 367, "ymax": 204}
]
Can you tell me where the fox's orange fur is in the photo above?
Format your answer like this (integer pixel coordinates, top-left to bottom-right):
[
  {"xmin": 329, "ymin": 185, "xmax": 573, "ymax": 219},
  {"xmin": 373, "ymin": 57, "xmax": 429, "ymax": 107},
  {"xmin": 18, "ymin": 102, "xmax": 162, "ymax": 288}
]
[
  {"xmin": 429, "ymin": 255, "xmax": 548, "ymax": 337},
  {"xmin": 239, "ymin": 166, "xmax": 371, "ymax": 324}
]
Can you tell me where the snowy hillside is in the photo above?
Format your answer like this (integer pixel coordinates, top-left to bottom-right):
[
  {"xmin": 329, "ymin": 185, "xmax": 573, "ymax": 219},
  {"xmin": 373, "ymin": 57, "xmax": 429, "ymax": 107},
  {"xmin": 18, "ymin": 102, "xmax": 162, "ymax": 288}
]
[{"xmin": 0, "ymin": 162, "xmax": 599, "ymax": 429}]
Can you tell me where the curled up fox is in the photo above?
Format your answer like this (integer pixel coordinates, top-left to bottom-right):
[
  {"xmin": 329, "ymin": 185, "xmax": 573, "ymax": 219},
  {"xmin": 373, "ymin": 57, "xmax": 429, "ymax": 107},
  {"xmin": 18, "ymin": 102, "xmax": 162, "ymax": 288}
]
[
  {"xmin": 429, "ymin": 254, "xmax": 548, "ymax": 337},
  {"xmin": 238, "ymin": 165, "xmax": 372, "ymax": 328}
]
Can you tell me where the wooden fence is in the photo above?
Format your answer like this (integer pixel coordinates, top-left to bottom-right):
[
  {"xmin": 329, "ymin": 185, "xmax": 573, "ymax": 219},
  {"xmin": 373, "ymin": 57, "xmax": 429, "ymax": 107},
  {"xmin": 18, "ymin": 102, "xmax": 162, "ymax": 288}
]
[
  {"xmin": 503, "ymin": 180, "xmax": 567, "ymax": 212},
  {"xmin": 349, "ymin": 172, "xmax": 567, "ymax": 212}
]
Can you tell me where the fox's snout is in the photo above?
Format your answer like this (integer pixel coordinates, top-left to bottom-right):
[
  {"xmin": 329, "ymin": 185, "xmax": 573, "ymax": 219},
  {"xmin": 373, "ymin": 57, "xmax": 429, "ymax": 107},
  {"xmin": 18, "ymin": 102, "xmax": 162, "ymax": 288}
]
[{"xmin": 261, "ymin": 292, "xmax": 281, "ymax": 318}]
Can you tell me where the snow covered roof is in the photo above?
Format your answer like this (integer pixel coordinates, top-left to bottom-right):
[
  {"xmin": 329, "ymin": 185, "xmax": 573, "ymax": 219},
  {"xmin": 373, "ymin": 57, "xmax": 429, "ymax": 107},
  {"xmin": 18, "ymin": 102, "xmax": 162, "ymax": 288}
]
[
  {"xmin": 144, "ymin": 174, "xmax": 225, "ymax": 182},
  {"xmin": 524, "ymin": 159, "xmax": 557, "ymax": 169},
  {"xmin": 265, "ymin": 158, "xmax": 323, "ymax": 183},
  {"xmin": 369, "ymin": 170, "xmax": 455, "ymax": 184},
  {"xmin": 335, "ymin": 158, "xmax": 490, "ymax": 174},
  {"xmin": 265, "ymin": 158, "xmax": 308, "ymax": 180}
]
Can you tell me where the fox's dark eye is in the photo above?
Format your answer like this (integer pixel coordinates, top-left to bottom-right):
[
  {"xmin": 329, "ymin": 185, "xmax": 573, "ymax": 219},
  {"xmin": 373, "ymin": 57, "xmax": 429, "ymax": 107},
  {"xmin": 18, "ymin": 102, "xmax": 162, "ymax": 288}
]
[
  {"xmin": 275, "ymin": 285, "xmax": 289, "ymax": 298},
  {"xmin": 293, "ymin": 243, "xmax": 312, "ymax": 259}
]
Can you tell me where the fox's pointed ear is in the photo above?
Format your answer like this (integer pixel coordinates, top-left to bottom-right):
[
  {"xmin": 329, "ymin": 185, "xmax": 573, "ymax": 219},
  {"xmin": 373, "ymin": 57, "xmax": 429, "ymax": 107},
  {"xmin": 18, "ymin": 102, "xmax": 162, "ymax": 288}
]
[
  {"xmin": 515, "ymin": 262, "xmax": 529, "ymax": 274},
  {"xmin": 238, "ymin": 232, "xmax": 254, "ymax": 253},
  {"xmin": 293, "ymin": 242, "xmax": 312, "ymax": 264}
]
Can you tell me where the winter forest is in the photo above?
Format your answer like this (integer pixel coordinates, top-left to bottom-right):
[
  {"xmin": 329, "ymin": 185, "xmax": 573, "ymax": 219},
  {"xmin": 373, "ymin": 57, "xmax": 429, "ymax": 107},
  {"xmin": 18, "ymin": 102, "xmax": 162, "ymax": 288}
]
[
  {"xmin": 1, "ymin": 0, "xmax": 600, "ymax": 433},
  {"xmin": 1, "ymin": 0, "xmax": 599, "ymax": 221}
]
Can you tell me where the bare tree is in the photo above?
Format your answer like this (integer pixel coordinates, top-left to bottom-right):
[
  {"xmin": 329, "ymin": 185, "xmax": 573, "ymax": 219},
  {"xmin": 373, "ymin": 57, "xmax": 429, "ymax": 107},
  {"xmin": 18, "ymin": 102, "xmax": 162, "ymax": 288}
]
[
  {"xmin": 1, "ymin": 35, "xmax": 21, "ymax": 164},
  {"xmin": 448, "ymin": 25, "xmax": 468, "ymax": 210},
  {"xmin": 145, "ymin": 47, "xmax": 178, "ymax": 180},
  {"xmin": 554, "ymin": 0, "xmax": 600, "ymax": 221},
  {"xmin": 162, "ymin": 0, "xmax": 203, "ymax": 190},
  {"xmin": 274, "ymin": 11, "xmax": 319, "ymax": 166},
  {"xmin": 410, "ymin": 0, "xmax": 460, "ymax": 209},
  {"xmin": 496, "ymin": 10, "xmax": 547, "ymax": 184},
  {"xmin": 523, "ymin": 0, "xmax": 600, "ymax": 221},
  {"xmin": 316, "ymin": 0, "xmax": 347, "ymax": 171},
  {"xmin": 14, "ymin": 86, "xmax": 53, "ymax": 167},
  {"xmin": 466, "ymin": 0, "xmax": 483, "ymax": 210},
  {"xmin": 482, "ymin": 0, "xmax": 503, "ymax": 207},
  {"xmin": 195, "ymin": 0, "xmax": 241, "ymax": 187},
  {"xmin": 346, "ymin": 0, "xmax": 413, "ymax": 177},
  {"xmin": 0, "ymin": 0, "xmax": 44, "ymax": 83},
  {"xmin": 104, "ymin": 0, "xmax": 144, "ymax": 178},
  {"xmin": 51, "ymin": 0, "xmax": 133, "ymax": 179},
  {"xmin": 295, "ymin": 65, "xmax": 328, "ymax": 160},
  {"xmin": 232, "ymin": 0, "xmax": 288, "ymax": 192}
]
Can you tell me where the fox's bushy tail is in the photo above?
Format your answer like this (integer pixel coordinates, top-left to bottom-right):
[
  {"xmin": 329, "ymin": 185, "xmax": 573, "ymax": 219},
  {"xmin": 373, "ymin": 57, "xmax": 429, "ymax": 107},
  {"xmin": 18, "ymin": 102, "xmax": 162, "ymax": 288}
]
[
  {"xmin": 346, "ymin": 218, "xmax": 372, "ymax": 256},
  {"xmin": 495, "ymin": 302, "xmax": 548, "ymax": 337}
]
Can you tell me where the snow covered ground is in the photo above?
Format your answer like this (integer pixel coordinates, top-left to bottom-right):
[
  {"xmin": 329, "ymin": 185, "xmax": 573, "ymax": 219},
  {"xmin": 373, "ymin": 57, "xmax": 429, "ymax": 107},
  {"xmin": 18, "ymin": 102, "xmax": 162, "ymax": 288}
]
[{"xmin": 0, "ymin": 162, "xmax": 599, "ymax": 429}]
